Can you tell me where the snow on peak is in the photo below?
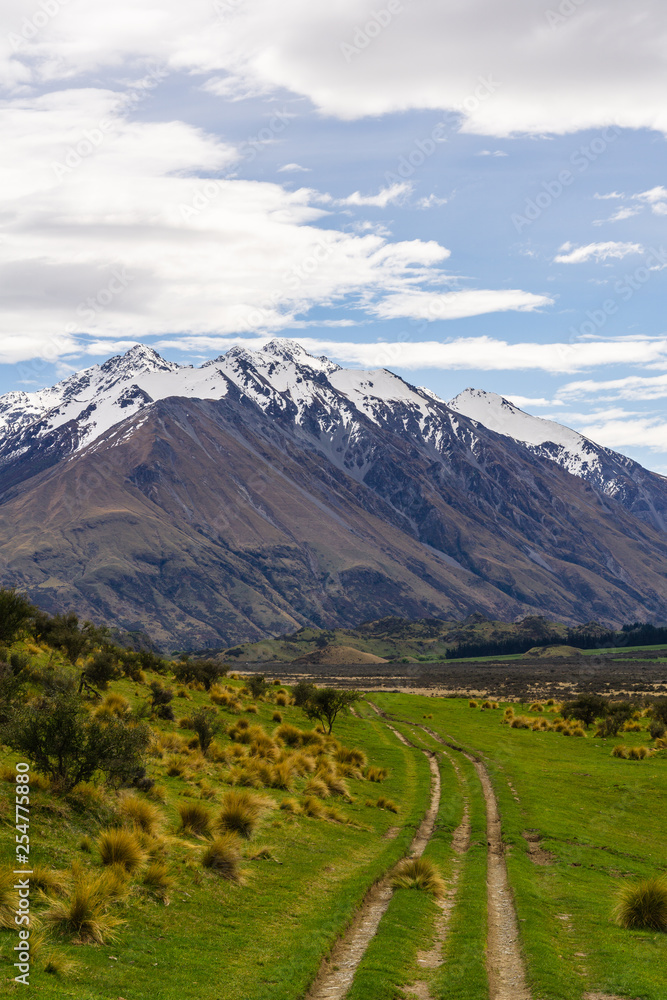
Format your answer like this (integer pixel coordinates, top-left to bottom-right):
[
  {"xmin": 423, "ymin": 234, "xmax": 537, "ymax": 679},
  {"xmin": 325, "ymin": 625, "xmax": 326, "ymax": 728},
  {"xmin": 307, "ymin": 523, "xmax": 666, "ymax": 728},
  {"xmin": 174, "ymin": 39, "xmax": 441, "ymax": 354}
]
[
  {"xmin": 103, "ymin": 344, "xmax": 180, "ymax": 374},
  {"xmin": 449, "ymin": 388, "xmax": 601, "ymax": 475}
]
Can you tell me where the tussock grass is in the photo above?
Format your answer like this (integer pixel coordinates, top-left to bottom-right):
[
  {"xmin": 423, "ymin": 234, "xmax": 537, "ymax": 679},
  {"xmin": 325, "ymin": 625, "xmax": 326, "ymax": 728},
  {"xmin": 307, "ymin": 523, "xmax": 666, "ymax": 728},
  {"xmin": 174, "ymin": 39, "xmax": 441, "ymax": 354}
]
[
  {"xmin": 376, "ymin": 796, "xmax": 399, "ymax": 813},
  {"xmin": 279, "ymin": 797, "xmax": 301, "ymax": 814},
  {"xmin": 468, "ymin": 700, "xmax": 478, "ymax": 708},
  {"xmin": 275, "ymin": 694, "xmax": 288, "ymax": 707},
  {"xmin": 217, "ymin": 789, "xmax": 271, "ymax": 838},
  {"xmin": 391, "ymin": 857, "xmax": 446, "ymax": 898},
  {"xmin": 272, "ymin": 711, "xmax": 283, "ymax": 723},
  {"xmin": 334, "ymin": 745, "xmax": 367, "ymax": 768},
  {"xmin": 365, "ymin": 766, "xmax": 389, "ymax": 782},
  {"xmin": 97, "ymin": 827, "xmax": 146, "ymax": 872},
  {"xmin": 43, "ymin": 952, "xmax": 79, "ymax": 977},
  {"xmin": 614, "ymin": 877, "xmax": 667, "ymax": 931},
  {"xmin": 275, "ymin": 722, "xmax": 303, "ymax": 747},
  {"xmin": 79, "ymin": 835, "xmax": 93, "ymax": 853},
  {"xmin": 31, "ymin": 864, "xmax": 69, "ymax": 897},
  {"xmin": 178, "ymin": 801, "xmax": 213, "ymax": 837},
  {"xmin": 304, "ymin": 776, "xmax": 330, "ymax": 798},
  {"xmin": 0, "ymin": 869, "xmax": 19, "ymax": 928},
  {"xmin": 43, "ymin": 867, "xmax": 125, "ymax": 943},
  {"xmin": 118, "ymin": 793, "xmax": 163, "ymax": 835},
  {"xmin": 202, "ymin": 834, "xmax": 244, "ymax": 881},
  {"xmin": 270, "ymin": 760, "xmax": 295, "ymax": 790},
  {"xmin": 302, "ymin": 796, "xmax": 325, "ymax": 818},
  {"xmin": 142, "ymin": 862, "xmax": 174, "ymax": 900}
]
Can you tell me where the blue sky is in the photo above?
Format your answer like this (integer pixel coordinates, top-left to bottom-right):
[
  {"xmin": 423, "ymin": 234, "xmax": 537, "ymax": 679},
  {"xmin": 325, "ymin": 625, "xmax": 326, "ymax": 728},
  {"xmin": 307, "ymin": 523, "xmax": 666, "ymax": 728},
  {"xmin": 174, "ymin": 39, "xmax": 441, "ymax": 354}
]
[{"xmin": 1, "ymin": 0, "xmax": 667, "ymax": 469}]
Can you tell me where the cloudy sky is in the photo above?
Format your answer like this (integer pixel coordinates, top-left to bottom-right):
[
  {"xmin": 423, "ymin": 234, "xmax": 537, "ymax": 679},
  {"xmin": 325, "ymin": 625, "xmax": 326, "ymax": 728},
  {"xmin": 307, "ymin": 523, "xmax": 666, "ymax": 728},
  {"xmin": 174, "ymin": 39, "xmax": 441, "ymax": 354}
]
[{"xmin": 2, "ymin": 0, "xmax": 667, "ymax": 469}]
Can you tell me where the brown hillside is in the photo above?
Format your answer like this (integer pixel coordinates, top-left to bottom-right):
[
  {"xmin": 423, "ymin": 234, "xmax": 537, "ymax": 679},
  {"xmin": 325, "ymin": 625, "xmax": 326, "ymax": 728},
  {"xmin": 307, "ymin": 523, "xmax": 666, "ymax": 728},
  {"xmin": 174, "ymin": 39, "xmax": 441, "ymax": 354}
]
[{"xmin": 292, "ymin": 645, "xmax": 388, "ymax": 665}]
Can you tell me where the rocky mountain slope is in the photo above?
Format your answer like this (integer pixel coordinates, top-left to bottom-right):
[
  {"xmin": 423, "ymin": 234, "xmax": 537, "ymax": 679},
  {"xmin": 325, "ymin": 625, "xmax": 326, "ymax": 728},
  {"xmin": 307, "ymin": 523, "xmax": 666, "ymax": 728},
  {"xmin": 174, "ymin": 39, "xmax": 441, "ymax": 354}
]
[
  {"xmin": 449, "ymin": 388, "xmax": 667, "ymax": 530},
  {"xmin": 1, "ymin": 342, "xmax": 667, "ymax": 648}
]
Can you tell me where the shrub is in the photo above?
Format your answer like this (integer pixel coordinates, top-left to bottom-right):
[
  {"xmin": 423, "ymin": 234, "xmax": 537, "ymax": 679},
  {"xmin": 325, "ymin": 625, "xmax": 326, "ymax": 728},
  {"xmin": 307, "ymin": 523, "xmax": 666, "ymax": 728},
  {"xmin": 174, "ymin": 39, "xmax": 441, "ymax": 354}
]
[
  {"xmin": 0, "ymin": 693, "xmax": 151, "ymax": 791},
  {"xmin": 648, "ymin": 719, "xmax": 666, "ymax": 740},
  {"xmin": 202, "ymin": 834, "xmax": 243, "ymax": 880},
  {"xmin": 298, "ymin": 686, "xmax": 360, "ymax": 734},
  {"xmin": 97, "ymin": 827, "xmax": 146, "ymax": 872},
  {"xmin": 0, "ymin": 587, "xmax": 35, "ymax": 643},
  {"xmin": 391, "ymin": 857, "xmax": 446, "ymax": 898},
  {"xmin": 247, "ymin": 674, "xmax": 269, "ymax": 699},
  {"xmin": 149, "ymin": 682, "xmax": 174, "ymax": 721},
  {"xmin": 190, "ymin": 707, "xmax": 221, "ymax": 757},
  {"xmin": 178, "ymin": 801, "xmax": 212, "ymax": 837},
  {"xmin": 217, "ymin": 789, "xmax": 269, "ymax": 838},
  {"xmin": 173, "ymin": 659, "xmax": 227, "ymax": 691},
  {"xmin": 43, "ymin": 867, "xmax": 125, "ymax": 943},
  {"xmin": 614, "ymin": 877, "xmax": 667, "ymax": 931},
  {"xmin": 118, "ymin": 794, "xmax": 163, "ymax": 835},
  {"xmin": 83, "ymin": 648, "xmax": 121, "ymax": 691},
  {"xmin": 468, "ymin": 700, "xmax": 478, "ymax": 709},
  {"xmin": 561, "ymin": 695, "xmax": 608, "ymax": 728}
]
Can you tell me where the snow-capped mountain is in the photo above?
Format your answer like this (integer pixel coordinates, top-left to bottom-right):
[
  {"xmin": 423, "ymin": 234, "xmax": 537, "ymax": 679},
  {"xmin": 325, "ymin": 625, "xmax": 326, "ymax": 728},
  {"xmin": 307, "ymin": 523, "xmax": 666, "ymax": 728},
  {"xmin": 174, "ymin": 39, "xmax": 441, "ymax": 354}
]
[
  {"xmin": 2, "ymin": 341, "xmax": 667, "ymax": 647},
  {"xmin": 449, "ymin": 388, "xmax": 667, "ymax": 530}
]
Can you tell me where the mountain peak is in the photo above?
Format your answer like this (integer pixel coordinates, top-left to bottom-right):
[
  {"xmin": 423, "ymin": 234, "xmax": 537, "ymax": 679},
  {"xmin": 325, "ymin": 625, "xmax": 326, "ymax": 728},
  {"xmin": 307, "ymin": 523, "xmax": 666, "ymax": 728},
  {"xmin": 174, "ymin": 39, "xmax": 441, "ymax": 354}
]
[
  {"xmin": 103, "ymin": 344, "xmax": 180, "ymax": 374},
  {"xmin": 261, "ymin": 338, "xmax": 310, "ymax": 360}
]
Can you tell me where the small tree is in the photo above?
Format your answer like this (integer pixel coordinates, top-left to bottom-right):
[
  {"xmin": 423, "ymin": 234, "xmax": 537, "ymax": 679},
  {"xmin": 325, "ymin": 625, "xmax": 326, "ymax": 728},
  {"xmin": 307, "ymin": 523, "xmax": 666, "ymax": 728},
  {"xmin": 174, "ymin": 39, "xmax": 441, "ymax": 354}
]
[
  {"xmin": 247, "ymin": 674, "xmax": 269, "ymax": 700},
  {"xmin": 173, "ymin": 659, "xmax": 227, "ymax": 691},
  {"xmin": 0, "ymin": 655, "xmax": 28, "ymax": 723},
  {"xmin": 190, "ymin": 707, "xmax": 221, "ymax": 756},
  {"xmin": 82, "ymin": 648, "xmax": 122, "ymax": 691},
  {"xmin": 562, "ymin": 694, "xmax": 608, "ymax": 728},
  {"xmin": 0, "ymin": 693, "xmax": 151, "ymax": 792},
  {"xmin": 299, "ymin": 687, "xmax": 360, "ymax": 734},
  {"xmin": 292, "ymin": 681, "xmax": 316, "ymax": 707},
  {"xmin": 0, "ymin": 588, "xmax": 35, "ymax": 643},
  {"xmin": 650, "ymin": 698, "xmax": 667, "ymax": 726},
  {"xmin": 148, "ymin": 682, "xmax": 174, "ymax": 720}
]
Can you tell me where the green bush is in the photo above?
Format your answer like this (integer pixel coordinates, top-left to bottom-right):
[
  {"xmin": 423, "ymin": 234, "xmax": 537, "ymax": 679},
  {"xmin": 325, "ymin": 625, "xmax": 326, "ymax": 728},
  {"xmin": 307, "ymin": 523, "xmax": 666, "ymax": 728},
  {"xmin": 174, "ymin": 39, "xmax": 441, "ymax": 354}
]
[{"xmin": 0, "ymin": 692, "xmax": 151, "ymax": 791}]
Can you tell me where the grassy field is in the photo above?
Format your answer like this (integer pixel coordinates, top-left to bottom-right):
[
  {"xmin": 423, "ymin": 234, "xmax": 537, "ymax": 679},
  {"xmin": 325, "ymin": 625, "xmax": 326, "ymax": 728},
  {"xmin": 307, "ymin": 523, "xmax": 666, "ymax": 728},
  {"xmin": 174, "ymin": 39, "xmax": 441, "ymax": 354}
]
[{"xmin": 1, "ymin": 645, "xmax": 666, "ymax": 999}]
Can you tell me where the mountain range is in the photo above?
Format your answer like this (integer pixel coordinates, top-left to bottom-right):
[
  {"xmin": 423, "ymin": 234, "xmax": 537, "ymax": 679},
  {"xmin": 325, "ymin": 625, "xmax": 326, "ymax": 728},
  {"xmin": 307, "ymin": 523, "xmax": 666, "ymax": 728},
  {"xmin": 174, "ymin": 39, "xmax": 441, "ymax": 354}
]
[{"xmin": 1, "ymin": 340, "xmax": 666, "ymax": 649}]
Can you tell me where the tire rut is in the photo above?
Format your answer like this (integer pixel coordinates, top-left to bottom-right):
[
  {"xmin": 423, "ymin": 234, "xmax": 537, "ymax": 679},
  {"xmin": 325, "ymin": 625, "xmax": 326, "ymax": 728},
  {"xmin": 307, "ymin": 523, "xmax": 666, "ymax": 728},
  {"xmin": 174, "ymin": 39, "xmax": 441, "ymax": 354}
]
[
  {"xmin": 383, "ymin": 714, "xmax": 533, "ymax": 1000},
  {"xmin": 304, "ymin": 708, "xmax": 440, "ymax": 1000}
]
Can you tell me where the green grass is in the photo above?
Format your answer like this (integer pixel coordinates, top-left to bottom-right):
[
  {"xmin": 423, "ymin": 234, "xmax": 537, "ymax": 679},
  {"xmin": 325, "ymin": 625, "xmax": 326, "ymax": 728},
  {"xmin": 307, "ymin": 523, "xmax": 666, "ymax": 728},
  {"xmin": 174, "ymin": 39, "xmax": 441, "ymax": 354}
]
[
  {"xmin": 370, "ymin": 692, "xmax": 667, "ymax": 1000},
  {"xmin": 0, "ymin": 671, "xmax": 433, "ymax": 998}
]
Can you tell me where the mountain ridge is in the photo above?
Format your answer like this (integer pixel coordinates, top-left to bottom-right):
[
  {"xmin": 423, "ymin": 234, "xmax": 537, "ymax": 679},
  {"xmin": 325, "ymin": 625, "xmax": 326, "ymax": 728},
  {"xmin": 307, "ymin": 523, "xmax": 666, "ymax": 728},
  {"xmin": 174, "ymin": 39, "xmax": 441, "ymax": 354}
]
[{"xmin": 1, "ymin": 342, "xmax": 667, "ymax": 648}]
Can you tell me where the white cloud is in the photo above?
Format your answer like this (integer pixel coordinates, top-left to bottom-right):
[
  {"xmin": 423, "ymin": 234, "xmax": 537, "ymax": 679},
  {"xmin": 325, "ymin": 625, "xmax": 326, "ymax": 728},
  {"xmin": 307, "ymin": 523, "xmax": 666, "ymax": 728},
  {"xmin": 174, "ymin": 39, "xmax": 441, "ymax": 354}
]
[
  {"xmin": 339, "ymin": 182, "xmax": 412, "ymax": 207},
  {"xmin": 559, "ymin": 372, "xmax": 667, "ymax": 402},
  {"xmin": 506, "ymin": 395, "xmax": 563, "ymax": 408},
  {"xmin": 554, "ymin": 241, "xmax": 643, "ymax": 264},
  {"xmin": 476, "ymin": 149, "xmax": 508, "ymax": 156},
  {"xmin": 633, "ymin": 185, "xmax": 667, "ymax": 214},
  {"xmin": 4, "ymin": 0, "xmax": 667, "ymax": 136},
  {"xmin": 594, "ymin": 191, "xmax": 624, "ymax": 200},
  {"xmin": 371, "ymin": 289, "xmax": 551, "ymax": 322},
  {"xmin": 572, "ymin": 415, "xmax": 667, "ymax": 453},
  {"xmin": 278, "ymin": 162, "xmax": 310, "ymax": 173},
  {"xmin": 602, "ymin": 206, "xmax": 643, "ymax": 223},
  {"xmin": 416, "ymin": 194, "xmax": 448, "ymax": 209},
  {"xmin": 0, "ymin": 90, "xmax": 554, "ymax": 361},
  {"xmin": 130, "ymin": 334, "xmax": 667, "ymax": 375}
]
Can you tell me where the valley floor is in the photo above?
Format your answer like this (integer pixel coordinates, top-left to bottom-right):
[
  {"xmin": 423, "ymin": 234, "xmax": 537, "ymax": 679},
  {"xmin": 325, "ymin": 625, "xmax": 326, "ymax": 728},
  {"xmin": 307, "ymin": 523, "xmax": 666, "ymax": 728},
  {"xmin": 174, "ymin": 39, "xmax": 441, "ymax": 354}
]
[{"xmin": 1, "ymin": 675, "xmax": 665, "ymax": 1000}]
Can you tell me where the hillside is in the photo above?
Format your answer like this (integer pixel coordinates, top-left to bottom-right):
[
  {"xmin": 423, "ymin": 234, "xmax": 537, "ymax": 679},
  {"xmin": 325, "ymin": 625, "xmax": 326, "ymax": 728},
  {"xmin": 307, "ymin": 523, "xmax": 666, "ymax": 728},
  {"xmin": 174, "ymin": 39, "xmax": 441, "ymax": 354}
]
[
  {"xmin": 4, "ymin": 344, "xmax": 667, "ymax": 647},
  {"xmin": 223, "ymin": 614, "xmax": 571, "ymax": 662}
]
